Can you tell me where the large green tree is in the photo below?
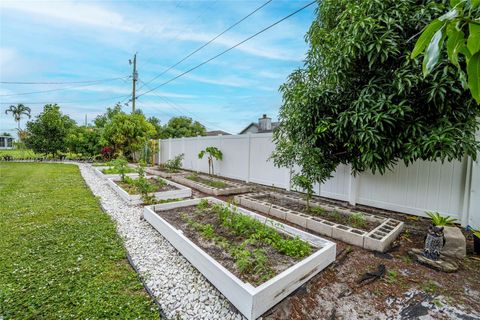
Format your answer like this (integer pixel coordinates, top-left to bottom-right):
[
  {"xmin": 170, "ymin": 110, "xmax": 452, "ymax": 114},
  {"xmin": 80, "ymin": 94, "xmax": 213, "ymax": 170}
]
[
  {"xmin": 25, "ymin": 104, "xmax": 76, "ymax": 156},
  {"xmin": 272, "ymin": 0, "xmax": 480, "ymax": 187},
  {"xmin": 412, "ymin": 0, "xmax": 480, "ymax": 102},
  {"xmin": 159, "ymin": 116, "xmax": 206, "ymax": 138},
  {"xmin": 93, "ymin": 103, "xmax": 123, "ymax": 128},
  {"xmin": 66, "ymin": 126, "xmax": 102, "ymax": 156},
  {"xmin": 101, "ymin": 112, "xmax": 156, "ymax": 158}
]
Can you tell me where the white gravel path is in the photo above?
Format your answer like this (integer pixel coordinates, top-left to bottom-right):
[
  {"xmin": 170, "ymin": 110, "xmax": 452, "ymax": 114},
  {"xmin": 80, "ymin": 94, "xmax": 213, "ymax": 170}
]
[{"xmin": 78, "ymin": 164, "xmax": 244, "ymax": 320}]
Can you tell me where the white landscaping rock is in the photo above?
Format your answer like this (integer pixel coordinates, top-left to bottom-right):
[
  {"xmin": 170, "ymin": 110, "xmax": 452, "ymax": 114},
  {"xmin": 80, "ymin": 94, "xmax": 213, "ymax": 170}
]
[{"xmin": 78, "ymin": 164, "xmax": 244, "ymax": 320}]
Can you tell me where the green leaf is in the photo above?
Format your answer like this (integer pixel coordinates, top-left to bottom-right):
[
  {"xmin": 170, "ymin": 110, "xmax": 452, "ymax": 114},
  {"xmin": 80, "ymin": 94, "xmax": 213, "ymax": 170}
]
[
  {"xmin": 423, "ymin": 26, "xmax": 446, "ymax": 76},
  {"xmin": 449, "ymin": 0, "xmax": 460, "ymax": 6},
  {"xmin": 467, "ymin": 52, "xmax": 480, "ymax": 103},
  {"xmin": 438, "ymin": 9, "xmax": 458, "ymax": 21},
  {"xmin": 446, "ymin": 25, "xmax": 465, "ymax": 66},
  {"xmin": 467, "ymin": 23, "xmax": 480, "ymax": 55},
  {"xmin": 411, "ymin": 19, "xmax": 444, "ymax": 58}
]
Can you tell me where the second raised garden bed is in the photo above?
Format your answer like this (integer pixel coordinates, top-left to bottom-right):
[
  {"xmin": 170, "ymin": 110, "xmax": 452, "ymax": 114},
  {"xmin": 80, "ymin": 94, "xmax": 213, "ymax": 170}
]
[
  {"xmin": 144, "ymin": 198, "xmax": 335, "ymax": 320},
  {"xmin": 172, "ymin": 172, "xmax": 251, "ymax": 196},
  {"xmin": 144, "ymin": 166, "xmax": 185, "ymax": 179},
  {"xmin": 234, "ymin": 192, "xmax": 403, "ymax": 252},
  {"xmin": 107, "ymin": 176, "xmax": 191, "ymax": 205},
  {"xmin": 92, "ymin": 165, "xmax": 138, "ymax": 180}
]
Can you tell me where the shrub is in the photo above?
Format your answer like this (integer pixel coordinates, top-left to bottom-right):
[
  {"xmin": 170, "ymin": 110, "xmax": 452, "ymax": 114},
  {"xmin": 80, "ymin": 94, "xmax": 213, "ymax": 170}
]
[{"xmin": 162, "ymin": 153, "xmax": 184, "ymax": 172}]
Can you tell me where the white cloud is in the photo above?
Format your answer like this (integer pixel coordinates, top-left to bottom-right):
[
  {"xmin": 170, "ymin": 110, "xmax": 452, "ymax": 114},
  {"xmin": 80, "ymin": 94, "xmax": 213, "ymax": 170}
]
[
  {"xmin": 0, "ymin": 0, "xmax": 305, "ymax": 61},
  {"xmin": 0, "ymin": 1, "xmax": 138, "ymax": 32}
]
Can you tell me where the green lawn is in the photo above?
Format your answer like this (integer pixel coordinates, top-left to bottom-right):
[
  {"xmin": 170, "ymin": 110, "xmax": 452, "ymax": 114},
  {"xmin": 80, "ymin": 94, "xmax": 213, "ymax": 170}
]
[{"xmin": 0, "ymin": 163, "xmax": 159, "ymax": 319}]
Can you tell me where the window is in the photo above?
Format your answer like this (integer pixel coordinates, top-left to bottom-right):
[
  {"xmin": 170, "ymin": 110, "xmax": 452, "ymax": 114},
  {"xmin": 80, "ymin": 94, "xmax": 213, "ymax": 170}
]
[
  {"xmin": 0, "ymin": 137, "xmax": 5, "ymax": 148},
  {"xmin": 7, "ymin": 138, "xmax": 13, "ymax": 148}
]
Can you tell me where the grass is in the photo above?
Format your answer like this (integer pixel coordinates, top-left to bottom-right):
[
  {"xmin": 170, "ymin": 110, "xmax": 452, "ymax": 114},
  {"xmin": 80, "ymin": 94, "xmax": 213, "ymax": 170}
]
[
  {"xmin": 422, "ymin": 280, "xmax": 440, "ymax": 295},
  {"xmin": 0, "ymin": 163, "xmax": 159, "ymax": 319}
]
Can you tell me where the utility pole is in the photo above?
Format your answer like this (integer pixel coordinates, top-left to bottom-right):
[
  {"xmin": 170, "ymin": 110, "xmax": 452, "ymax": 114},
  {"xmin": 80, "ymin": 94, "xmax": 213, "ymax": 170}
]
[
  {"xmin": 84, "ymin": 114, "xmax": 87, "ymax": 126},
  {"xmin": 130, "ymin": 53, "xmax": 138, "ymax": 113}
]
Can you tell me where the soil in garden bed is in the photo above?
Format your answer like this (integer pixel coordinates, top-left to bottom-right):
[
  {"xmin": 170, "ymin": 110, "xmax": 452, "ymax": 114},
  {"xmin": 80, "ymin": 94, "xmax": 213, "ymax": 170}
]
[
  {"xmin": 254, "ymin": 194, "xmax": 380, "ymax": 231},
  {"xmin": 115, "ymin": 178, "xmax": 178, "ymax": 195},
  {"xmin": 156, "ymin": 203, "xmax": 315, "ymax": 286},
  {"xmin": 186, "ymin": 174, "xmax": 234, "ymax": 189}
]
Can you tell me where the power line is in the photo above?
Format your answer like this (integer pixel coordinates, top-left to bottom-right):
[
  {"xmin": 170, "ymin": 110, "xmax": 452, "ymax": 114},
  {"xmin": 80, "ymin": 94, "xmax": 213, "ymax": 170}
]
[
  {"xmin": 137, "ymin": 79, "xmax": 230, "ymax": 132},
  {"xmin": 136, "ymin": 1, "xmax": 219, "ymax": 74},
  {"xmin": 136, "ymin": 0, "xmax": 316, "ymax": 99},
  {"xmin": 139, "ymin": 0, "xmax": 272, "ymax": 91},
  {"xmin": 0, "ymin": 76, "xmax": 130, "ymax": 97},
  {"xmin": 0, "ymin": 76, "xmax": 129, "ymax": 85},
  {"xmin": 0, "ymin": 94, "xmax": 131, "ymax": 105}
]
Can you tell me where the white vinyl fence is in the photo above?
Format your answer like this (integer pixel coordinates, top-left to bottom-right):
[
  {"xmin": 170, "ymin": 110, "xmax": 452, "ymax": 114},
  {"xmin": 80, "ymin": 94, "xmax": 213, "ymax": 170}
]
[{"xmin": 159, "ymin": 133, "xmax": 479, "ymax": 228}]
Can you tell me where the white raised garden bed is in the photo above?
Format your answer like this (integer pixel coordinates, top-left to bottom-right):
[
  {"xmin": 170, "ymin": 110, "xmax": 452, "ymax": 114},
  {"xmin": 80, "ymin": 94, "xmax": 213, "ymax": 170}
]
[
  {"xmin": 144, "ymin": 167, "xmax": 185, "ymax": 179},
  {"xmin": 234, "ymin": 192, "xmax": 403, "ymax": 252},
  {"xmin": 144, "ymin": 197, "xmax": 335, "ymax": 320},
  {"xmin": 172, "ymin": 173, "xmax": 251, "ymax": 196},
  {"xmin": 107, "ymin": 177, "xmax": 191, "ymax": 205},
  {"xmin": 92, "ymin": 166, "xmax": 138, "ymax": 180}
]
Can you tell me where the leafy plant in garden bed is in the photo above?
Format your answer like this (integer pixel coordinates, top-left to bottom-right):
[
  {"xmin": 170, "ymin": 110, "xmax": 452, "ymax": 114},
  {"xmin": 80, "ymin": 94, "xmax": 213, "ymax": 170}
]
[
  {"xmin": 163, "ymin": 199, "xmax": 312, "ymax": 285},
  {"xmin": 198, "ymin": 147, "xmax": 222, "ymax": 175},
  {"xmin": 101, "ymin": 158, "xmax": 136, "ymax": 176},
  {"xmin": 186, "ymin": 172, "xmax": 228, "ymax": 188},
  {"xmin": 256, "ymin": 194, "xmax": 377, "ymax": 231},
  {"xmin": 309, "ymin": 207, "xmax": 369, "ymax": 230},
  {"xmin": 426, "ymin": 211, "xmax": 457, "ymax": 226},
  {"xmin": 159, "ymin": 153, "xmax": 184, "ymax": 172},
  {"xmin": 116, "ymin": 163, "xmax": 175, "ymax": 201}
]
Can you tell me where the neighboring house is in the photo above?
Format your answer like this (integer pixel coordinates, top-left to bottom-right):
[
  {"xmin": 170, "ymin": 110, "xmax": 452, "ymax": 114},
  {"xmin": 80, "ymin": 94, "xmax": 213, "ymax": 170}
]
[
  {"xmin": 0, "ymin": 135, "xmax": 15, "ymax": 149},
  {"xmin": 239, "ymin": 114, "xmax": 279, "ymax": 134},
  {"xmin": 205, "ymin": 130, "xmax": 231, "ymax": 136}
]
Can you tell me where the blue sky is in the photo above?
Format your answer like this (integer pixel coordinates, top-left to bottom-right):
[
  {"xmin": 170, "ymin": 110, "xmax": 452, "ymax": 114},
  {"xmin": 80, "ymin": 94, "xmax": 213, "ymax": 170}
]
[{"xmin": 0, "ymin": 0, "xmax": 316, "ymax": 135}]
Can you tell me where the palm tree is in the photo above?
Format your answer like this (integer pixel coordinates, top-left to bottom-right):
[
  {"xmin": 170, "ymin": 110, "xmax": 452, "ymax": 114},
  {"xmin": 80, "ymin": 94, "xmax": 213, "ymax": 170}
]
[{"xmin": 5, "ymin": 104, "xmax": 31, "ymax": 130}]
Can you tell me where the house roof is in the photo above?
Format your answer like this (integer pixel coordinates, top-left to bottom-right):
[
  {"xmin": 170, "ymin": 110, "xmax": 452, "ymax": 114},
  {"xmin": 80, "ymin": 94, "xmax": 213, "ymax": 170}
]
[
  {"xmin": 204, "ymin": 130, "xmax": 231, "ymax": 136},
  {"xmin": 239, "ymin": 122, "xmax": 279, "ymax": 134}
]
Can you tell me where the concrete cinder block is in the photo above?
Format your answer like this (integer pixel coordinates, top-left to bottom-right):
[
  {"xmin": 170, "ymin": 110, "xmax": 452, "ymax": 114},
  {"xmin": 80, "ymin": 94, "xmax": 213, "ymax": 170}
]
[
  {"xmin": 332, "ymin": 225, "xmax": 364, "ymax": 247},
  {"xmin": 364, "ymin": 219, "xmax": 404, "ymax": 252},
  {"xmin": 285, "ymin": 212, "xmax": 307, "ymax": 228},
  {"xmin": 306, "ymin": 218, "xmax": 333, "ymax": 237}
]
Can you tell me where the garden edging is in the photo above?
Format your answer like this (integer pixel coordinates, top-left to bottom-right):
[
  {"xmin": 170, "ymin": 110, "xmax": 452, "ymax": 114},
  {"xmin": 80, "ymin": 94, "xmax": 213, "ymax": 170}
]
[
  {"xmin": 106, "ymin": 177, "xmax": 191, "ymax": 205},
  {"xmin": 144, "ymin": 197, "xmax": 336, "ymax": 320},
  {"xmin": 172, "ymin": 174, "xmax": 251, "ymax": 196},
  {"xmin": 234, "ymin": 192, "xmax": 403, "ymax": 252}
]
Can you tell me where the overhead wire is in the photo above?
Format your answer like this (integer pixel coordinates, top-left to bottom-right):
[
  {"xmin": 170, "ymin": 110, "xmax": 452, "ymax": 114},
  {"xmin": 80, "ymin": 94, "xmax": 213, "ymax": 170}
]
[
  {"xmin": 136, "ymin": 0, "xmax": 219, "ymax": 74},
  {"xmin": 136, "ymin": 0, "xmax": 316, "ymax": 99},
  {"xmin": 137, "ymin": 79, "xmax": 230, "ymax": 132},
  {"xmin": 138, "ymin": 0, "xmax": 273, "ymax": 91},
  {"xmin": 0, "ymin": 76, "xmax": 131, "ymax": 97},
  {"xmin": 0, "ymin": 76, "xmax": 129, "ymax": 85},
  {"xmin": 0, "ymin": 94, "xmax": 131, "ymax": 105}
]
